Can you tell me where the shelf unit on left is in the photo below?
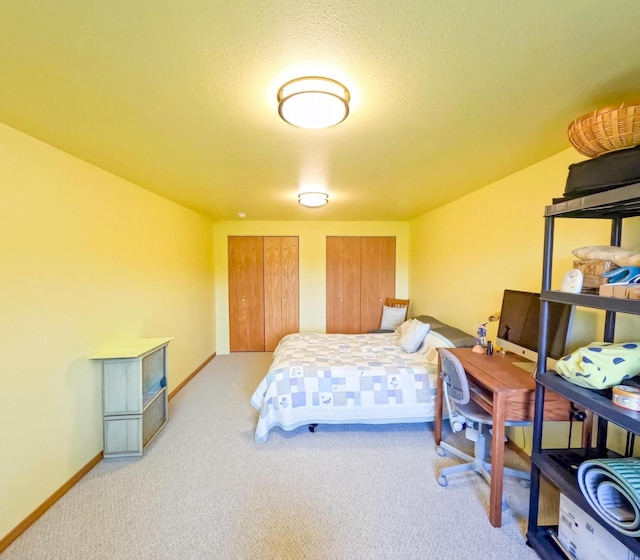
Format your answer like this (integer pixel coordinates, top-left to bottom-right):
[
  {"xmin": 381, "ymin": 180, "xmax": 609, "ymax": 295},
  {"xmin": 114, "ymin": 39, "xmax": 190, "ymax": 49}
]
[{"xmin": 90, "ymin": 337, "xmax": 173, "ymax": 458}]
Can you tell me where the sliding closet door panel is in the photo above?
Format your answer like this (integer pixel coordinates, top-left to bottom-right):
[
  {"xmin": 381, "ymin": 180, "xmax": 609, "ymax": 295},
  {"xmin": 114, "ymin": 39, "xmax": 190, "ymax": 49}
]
[
  {"xmin": 263, "ymin": 237, "xmax": 281, "ymax": 351},
  {"xmin": 326, "ymin": 237, "xmax": 361, "ymax": 334},
  {"xmin": 264, "ymin": 237, "xmax": 299, "ymax": 351},
  {"xmin": 326, "ymin": 237, "xmax": 342, "ymax": 333},
  {"xmin": 360, "ymin": 237, "xmax": 380, "ymax": 332},
  {"xmin": 279, "ymin": 236, "xmax": 300, "ymax": 342},
  {"xmin": 228, "ymin": 237, "xmax": 265, "ymax": 352},
  {"xmin": 360, "ymin": 237, "xmax": 396, "ymax": 333}
]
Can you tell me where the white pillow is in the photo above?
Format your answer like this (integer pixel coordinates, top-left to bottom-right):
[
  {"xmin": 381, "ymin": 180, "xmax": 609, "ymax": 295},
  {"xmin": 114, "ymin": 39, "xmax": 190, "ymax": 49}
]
[
  {"xmin": 417, "ymin": 330, "xmax": 455, "ymax": 364},
  {"xmin": 398, "ymin": 319, "xmax": 430, "ymax": 353},
  {"xmin": 396, "ymin": 319, "xmax": 415, "ymax": 336},
  {"xmin": 423, "ymin": 330, "xmax": 455, "ymax": 350},
  {"xmin": 572, "ymin": 245, "xmax": 640, "ymax": 266},
  {"xmin": 380, "ymin": 305, "xmax": 407, "ymax": 330}
]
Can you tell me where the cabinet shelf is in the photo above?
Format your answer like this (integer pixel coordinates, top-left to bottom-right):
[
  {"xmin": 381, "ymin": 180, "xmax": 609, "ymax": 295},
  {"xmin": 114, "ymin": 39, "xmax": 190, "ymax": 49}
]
[
  {"xmin": 537, "ymin": 371, "xmax": 640, "ymax": 432},
  {"xmin": 528, "ymin": 184, "xmax": 640, "ymax": 559},
  {"xmin": 545, "ymin": 181, "xmax": 640, "ymax": 218},
  {"xmin": 542, "ymin": 290, "xmax": 640, "ymax": 314},
  {"xmin": 532, "ymin": 448, "xmax": 620, "ymax": 504},
  {"xmin": 531, "ymin": 448, "xmax": 640, "ymax": 556},
  {"xmin": 91, "ymin": 338, "xmax": 172, "ymax": 458},
  {"xmin": 143, "ymin": 385, "xmax": 165, "ymax": 410},
  {"xmin": 527, "ymin": 526, "xmax": 575, "ymax": 560}
]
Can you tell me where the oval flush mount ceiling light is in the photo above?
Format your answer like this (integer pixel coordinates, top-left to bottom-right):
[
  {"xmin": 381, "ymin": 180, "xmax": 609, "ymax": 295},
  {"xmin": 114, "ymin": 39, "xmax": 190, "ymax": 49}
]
[
  {"xmin": 278, "ymin": 77, "xmax": 350, "ymax": 129},
  {"xmin": 298, "ymin": 192, "xmax": 329, "ymax": 208}
]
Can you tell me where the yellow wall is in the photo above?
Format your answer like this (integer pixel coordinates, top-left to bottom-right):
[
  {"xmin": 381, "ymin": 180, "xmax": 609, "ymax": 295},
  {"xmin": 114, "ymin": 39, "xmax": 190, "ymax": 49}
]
[
  {"xmin": 3, "ymin": 119, "xmax": 640, "ymax": 543},
  {"xmin": 409, "ymin": 147, "xmax": 640, "ymax": 450},
  {"xmin": 213, "ymin": 221, "xmax": 410, "ymax": 353},
  {"xmin": 0, "ymin": 123, "xmax": 216, "ymax": 541}
]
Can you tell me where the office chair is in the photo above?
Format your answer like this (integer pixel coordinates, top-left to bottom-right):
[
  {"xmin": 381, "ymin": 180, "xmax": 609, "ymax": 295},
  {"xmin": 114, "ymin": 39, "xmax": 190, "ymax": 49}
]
[{"xmin": 436, "ymin": 348, "xmax": 531, "ymax": 495}]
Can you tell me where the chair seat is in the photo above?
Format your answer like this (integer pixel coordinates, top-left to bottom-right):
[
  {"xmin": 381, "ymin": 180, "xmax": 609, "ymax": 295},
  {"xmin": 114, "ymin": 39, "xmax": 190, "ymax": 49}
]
[
  {"xmin": 456, "ymin": 400, "xmax": 493, "ymax": 425},
  {"xmin": 457, "ymin": 398, "xmax": 533, "ymax": 428}
]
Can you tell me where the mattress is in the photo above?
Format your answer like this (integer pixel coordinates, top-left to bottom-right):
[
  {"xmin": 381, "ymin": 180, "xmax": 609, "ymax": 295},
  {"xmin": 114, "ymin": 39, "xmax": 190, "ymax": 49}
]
[{"xmin": 249, "ymin": 332, "xmax": 439, "ymax": 443}]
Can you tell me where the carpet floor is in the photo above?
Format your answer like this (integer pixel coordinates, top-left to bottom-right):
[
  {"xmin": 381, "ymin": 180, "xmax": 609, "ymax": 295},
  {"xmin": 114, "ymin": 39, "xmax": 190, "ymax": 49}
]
[{"xmin": 2, "ymin": 352, "xmax": 540, "ymax": 560}]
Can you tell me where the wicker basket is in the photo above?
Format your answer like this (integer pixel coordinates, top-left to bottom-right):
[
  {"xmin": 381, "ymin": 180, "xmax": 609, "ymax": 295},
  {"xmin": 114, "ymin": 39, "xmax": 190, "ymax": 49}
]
[
  {"xmin": 567, "ymin": 102, "xmax": 640, "ymax": 158},
  {"xmin": 573, "ymin": 259, "xmax": 619, "ymax": 292}
]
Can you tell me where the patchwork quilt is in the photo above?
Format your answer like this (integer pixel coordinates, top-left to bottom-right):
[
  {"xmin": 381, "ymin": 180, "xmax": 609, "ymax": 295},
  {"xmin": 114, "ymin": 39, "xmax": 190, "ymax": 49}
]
[{"xmin": 249, "ymin": 332, "xmax": 438, "ymax": 443}]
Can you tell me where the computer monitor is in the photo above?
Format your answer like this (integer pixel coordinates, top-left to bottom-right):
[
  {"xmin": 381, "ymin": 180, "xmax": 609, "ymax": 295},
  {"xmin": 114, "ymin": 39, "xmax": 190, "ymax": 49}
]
[{"xmin": 496, "ymin": 289, "xmax": 574, "ymax": 373}]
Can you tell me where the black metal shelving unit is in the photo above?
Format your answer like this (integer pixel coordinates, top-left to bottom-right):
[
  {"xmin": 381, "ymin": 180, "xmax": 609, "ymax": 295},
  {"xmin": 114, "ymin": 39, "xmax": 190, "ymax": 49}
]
[{"xmin": 526, "ymin": 183, "xmax": 640, "ymax": 559}]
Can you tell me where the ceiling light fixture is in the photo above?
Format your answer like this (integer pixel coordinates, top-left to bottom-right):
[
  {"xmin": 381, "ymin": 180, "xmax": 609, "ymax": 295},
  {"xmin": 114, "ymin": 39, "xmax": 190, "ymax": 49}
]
[
  {"xmin": 298, "ymin": 192, "xmax": 329, "ymax": 208},
  {"xmin": 278, "ymin": 76, "xmax": 350, "ymax": 129}
]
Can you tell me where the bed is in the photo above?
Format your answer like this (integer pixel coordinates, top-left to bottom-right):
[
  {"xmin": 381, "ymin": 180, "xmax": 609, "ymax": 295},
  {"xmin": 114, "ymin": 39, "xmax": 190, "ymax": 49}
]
[{"xmin": 249, "ymin": 316, "xmax": 475, "ymax": 443}]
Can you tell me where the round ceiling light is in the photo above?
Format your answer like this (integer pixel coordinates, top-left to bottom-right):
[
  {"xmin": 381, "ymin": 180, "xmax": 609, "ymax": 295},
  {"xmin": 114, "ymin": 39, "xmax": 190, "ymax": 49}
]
[
  {"xmin": 298, "ymin": 192, "xmax": 329, "ymax": 208},
  {"xmin": 278, "ymin": 77, "xmax": 350, "ymax": 129}
]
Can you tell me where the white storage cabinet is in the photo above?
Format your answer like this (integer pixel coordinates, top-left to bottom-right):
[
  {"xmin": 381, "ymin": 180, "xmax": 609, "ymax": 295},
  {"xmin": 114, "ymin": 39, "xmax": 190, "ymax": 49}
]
[{"xmin": 90, "ymin": 338, "xmax": 172, "ymax": 458}]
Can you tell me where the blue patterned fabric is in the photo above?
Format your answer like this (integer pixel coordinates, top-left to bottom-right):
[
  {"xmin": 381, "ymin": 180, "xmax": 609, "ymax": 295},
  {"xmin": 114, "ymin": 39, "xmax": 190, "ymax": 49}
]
[
  {"xmin": 250, "ymin": 332, "xmax": 438, "ymax": 443},
  {"xmin": 555, "ymin": 342, "xmax": 640, "ymax": 389}
]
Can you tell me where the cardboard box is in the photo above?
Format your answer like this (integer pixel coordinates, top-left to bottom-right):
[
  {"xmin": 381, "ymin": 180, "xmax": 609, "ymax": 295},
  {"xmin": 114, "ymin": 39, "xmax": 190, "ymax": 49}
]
[
  {"xmin": 558, "ymin": 494, "xmax": 640, "ymax": 560},
  {"xmin": 598, "ymin": 283, "xmax": 640, "ymax": 298},
  {"xmin": 599, "ymin": 283, "xmax": 616, "ymax": 297},
  {"xmin": 574, "ymin": 260, "xmax": 618, "ymax": 293},
  {"xmin": 614, "ymin": 284, "xmax": 631, "ymax": 298}
]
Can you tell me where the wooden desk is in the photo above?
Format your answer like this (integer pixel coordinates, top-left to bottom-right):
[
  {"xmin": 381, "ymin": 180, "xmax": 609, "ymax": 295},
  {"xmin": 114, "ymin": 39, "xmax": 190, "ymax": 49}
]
[{"xmin": 434, "ymin": 348, "xmax": 570, "ymax": 528}]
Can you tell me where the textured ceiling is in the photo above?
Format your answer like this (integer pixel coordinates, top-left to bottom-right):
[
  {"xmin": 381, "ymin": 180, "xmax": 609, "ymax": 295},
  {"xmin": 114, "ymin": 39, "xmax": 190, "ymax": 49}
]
[{"xmin": 2, "ymin": 1, "xmax": 640, "ymax": 221}]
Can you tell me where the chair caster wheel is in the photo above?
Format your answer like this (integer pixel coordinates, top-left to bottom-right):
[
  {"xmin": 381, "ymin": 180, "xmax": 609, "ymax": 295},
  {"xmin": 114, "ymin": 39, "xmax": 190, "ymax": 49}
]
[
  {"xmin": 436, "ymin": 446, "xmax": 446, "ymax": 457},
  {"xmin": 437, "ymin": 475, "xmax": 448, "ymax": 487},
  {"xmin": 308, "ymin": 424, "xmax": 318, "ymax": 433},
  {"xmin": 519, "ymin": 479, "xmax": 530, "ymax": 488}
]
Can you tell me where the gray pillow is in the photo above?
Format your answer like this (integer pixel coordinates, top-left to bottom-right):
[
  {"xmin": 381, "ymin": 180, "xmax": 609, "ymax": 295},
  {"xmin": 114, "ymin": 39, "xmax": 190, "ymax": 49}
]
[
  {"xmin": 432, "ymin": 325, "xmax": 476, "ymax": 348},
  {"xmin": 413, "ymin": 315, "xmax": 447, "ymax": 329}
]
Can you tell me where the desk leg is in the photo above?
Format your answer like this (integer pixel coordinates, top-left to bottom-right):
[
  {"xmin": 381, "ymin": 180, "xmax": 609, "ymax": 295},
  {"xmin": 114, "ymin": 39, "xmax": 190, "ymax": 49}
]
[
  {"xmin": 489, "ymin": 391, "xmax": 507, "ymax": 528},
  {"xmin": 435, "ymin": 366, "xmax": 443, "ymax": 446}
]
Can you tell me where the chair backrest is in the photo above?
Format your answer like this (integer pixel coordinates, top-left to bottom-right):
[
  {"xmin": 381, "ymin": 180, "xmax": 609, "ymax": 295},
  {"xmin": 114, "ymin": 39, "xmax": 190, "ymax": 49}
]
[
  {"xmin": 439, "ymin": 348, "xmax": 470, "ymax": 405},
  {"xmin": 384, "ymin": 298, "xmax": 410, "ymax": 321}
]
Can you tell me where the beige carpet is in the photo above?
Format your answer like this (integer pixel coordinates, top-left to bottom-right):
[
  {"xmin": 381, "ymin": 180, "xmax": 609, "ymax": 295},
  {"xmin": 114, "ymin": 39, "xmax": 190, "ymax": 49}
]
[{"xmin": 2, "ymin": 352, "xmax": 540, "ymax": 560}]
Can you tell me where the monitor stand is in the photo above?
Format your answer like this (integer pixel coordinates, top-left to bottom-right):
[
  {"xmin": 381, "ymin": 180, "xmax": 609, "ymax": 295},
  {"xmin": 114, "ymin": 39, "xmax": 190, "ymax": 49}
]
[{"xmin": 513, "ymin": 360, "xmax": 536, "ymax": 374}]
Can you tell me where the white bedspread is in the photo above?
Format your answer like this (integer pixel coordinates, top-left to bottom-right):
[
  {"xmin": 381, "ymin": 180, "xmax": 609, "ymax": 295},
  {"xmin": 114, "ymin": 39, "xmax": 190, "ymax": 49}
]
[{"xmin": 249, "ymin": 332, "xmax": 438, "ymax": 443}]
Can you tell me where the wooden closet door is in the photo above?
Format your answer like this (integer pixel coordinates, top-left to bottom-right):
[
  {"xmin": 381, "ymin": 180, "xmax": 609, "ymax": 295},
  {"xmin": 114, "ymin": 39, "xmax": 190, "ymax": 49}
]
[
  {"xmin": 326, "ymin": 237, "xmax": 361, "ymax": 333},
  {"xmin": 228, "ymin": 237, "xmax": 265, "ymax": 352},
  {"xmin": 264, "ymin": 237, "xmax": 299, "ymax": 351},
  {"xmin": 360, "ymin": 237, "xmax": 396, "ymax": 333}
]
